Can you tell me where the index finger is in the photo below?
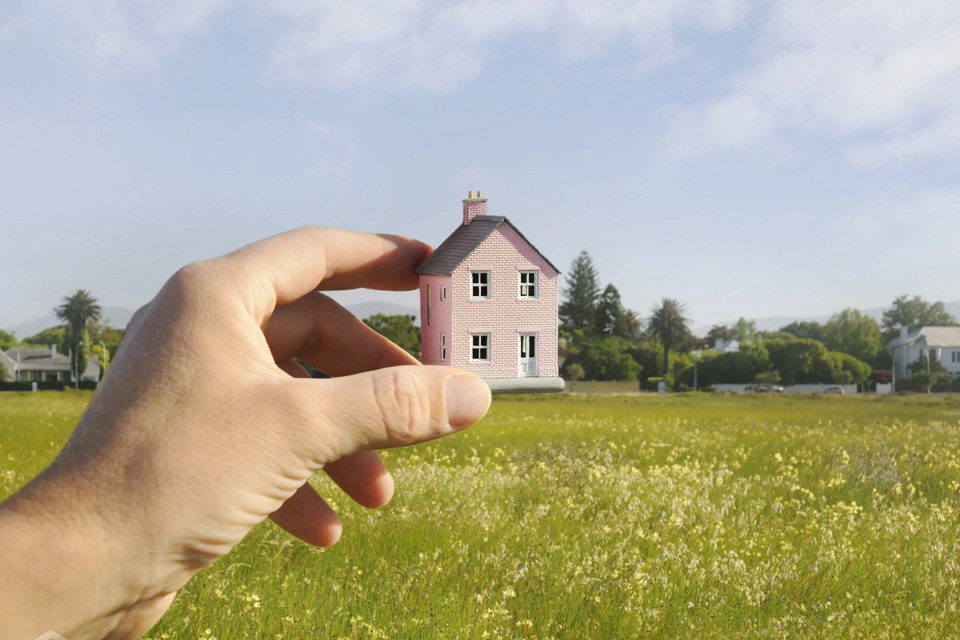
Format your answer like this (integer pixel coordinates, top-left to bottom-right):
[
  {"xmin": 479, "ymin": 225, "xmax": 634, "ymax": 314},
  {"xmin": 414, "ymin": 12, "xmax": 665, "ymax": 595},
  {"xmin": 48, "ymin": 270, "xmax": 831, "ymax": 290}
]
[{"xmin": 219, "ymin": 227, "xmax": 432, "ymax": 319}]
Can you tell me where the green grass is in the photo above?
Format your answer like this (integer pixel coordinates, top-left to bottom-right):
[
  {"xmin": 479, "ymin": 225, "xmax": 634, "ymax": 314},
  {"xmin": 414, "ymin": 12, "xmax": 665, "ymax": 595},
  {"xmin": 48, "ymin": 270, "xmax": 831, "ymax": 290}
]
[{"xmin": 3, "ymin": 392, "xmax": 960, "ymax": 638}]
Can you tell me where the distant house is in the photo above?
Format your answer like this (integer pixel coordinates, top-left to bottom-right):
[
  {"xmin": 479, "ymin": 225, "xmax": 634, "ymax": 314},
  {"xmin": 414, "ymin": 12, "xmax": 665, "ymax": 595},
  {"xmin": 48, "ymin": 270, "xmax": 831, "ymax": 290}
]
[
  {"xmin": 0, "ymin": 346, "xmax": 99, "ymax": 383},
  {"xmin": 889, "ymin": 326, "xmax": 960, "ymax": 380},
  {"xmin": 712, "ymin": 338, "xmax": 740, "ymax": 354}
]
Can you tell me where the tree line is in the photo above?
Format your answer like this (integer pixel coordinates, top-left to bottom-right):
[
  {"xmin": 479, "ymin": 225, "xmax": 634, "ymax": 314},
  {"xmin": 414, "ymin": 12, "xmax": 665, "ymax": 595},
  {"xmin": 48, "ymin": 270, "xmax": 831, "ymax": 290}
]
[{"xmin": 558, "ymin": 252, "xmax": 959, "ymax": 389}]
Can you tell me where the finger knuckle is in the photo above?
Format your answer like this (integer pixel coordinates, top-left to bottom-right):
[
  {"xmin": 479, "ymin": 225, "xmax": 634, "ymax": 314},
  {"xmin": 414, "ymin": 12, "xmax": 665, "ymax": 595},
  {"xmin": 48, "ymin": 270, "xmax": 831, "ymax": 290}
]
[
  {"xmin": 372, "ymin": 368, "xmax": 429, "ymax": 446},
  {"xmin": 165, "ymin": 260, "xmax": 215, "ymax": 298}
]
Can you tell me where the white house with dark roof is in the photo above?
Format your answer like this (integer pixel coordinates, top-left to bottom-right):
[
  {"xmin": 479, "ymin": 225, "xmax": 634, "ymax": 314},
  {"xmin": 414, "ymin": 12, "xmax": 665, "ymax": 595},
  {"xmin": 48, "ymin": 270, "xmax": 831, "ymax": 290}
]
[
  {"xmin": 889, "ymin": 326, "xmax": 960, "ymax": 380},
  {"xmin": 0, "ymin": 346, "xmax": 100, "ymax": 383}
]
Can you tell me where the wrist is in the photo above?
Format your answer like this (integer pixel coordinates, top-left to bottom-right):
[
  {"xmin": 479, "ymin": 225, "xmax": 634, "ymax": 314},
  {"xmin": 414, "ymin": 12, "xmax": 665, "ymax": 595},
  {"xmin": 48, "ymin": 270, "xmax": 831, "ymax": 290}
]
[{"xmin": 0, "ymin": 475, "xmax": 150, "ymax": 640}]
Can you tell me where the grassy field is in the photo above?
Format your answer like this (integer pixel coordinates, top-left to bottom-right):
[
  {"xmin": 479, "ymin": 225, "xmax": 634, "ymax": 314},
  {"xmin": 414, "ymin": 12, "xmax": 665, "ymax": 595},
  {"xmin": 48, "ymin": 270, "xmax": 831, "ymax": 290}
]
[{"xmin": 3, "ymin": 392, "xmax": 960, "ymax": 638}]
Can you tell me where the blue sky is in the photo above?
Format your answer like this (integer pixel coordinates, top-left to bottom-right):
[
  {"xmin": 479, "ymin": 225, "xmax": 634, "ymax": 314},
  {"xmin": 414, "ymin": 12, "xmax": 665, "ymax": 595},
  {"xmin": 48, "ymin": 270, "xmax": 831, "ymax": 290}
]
[{"xmin": 2, "ymin": 0, "xmax": 960, "ymax": 331}]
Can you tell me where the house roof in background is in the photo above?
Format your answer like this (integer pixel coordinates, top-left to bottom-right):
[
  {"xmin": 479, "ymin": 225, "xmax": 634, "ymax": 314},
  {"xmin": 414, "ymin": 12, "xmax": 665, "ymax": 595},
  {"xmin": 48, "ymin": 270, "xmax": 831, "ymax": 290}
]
[
  {"xmin": 415, "ymin": 216, "xmax": 560, "ymax": 276},
  {"xmin": 889, "ymin": 326, "xmax": 960, "ymax": 348},
  {"xmin": 2, "ymin": 347, "xmax": 72, "ymax": 371}
]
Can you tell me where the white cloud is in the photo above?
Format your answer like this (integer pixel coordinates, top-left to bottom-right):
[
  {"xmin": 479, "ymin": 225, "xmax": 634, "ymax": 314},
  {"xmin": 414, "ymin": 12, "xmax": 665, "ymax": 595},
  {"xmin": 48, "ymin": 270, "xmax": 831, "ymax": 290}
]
[
  {"xmin": 262, "ymin": 0, "xmax": 752, "ymax": 91},
  {"xmin": 831, "ymin": 187, "xmax": 960, "ymax": 262},
  {"xmin": 2, "ymin": 0, "xmax": 230, "ymax": 73},
  {"xmin": 1, "ymin": 0, "xmax": 754, "ymax": 89},
  {"xmin": 665, "ymin": 0, "xmax": 960, "ymax": 164}
]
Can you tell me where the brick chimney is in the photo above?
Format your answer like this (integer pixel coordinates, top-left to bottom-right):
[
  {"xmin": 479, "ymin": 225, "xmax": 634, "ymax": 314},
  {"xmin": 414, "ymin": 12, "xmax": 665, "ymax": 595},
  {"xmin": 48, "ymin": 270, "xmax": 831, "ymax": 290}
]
[{"xmin": 462, "ymin": 190, "xmax": 487, "ymax": 225}]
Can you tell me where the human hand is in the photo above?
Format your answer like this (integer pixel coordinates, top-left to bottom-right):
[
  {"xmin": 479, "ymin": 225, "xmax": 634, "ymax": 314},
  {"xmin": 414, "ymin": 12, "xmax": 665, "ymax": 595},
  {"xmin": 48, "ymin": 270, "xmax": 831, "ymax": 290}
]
[{"xmin": 0, "ymin": 228, "xmax": 492, "ymax": 640}]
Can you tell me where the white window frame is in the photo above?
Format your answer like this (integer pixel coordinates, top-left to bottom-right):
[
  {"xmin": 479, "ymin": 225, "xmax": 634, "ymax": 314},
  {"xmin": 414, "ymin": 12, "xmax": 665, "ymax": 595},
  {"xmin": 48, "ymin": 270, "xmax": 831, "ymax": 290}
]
[
  {"xmin": 426, "ymin": 284, "xmax": 431, "ymax": 326},
  {"xmin": 440, "ymin": 333, "xmax": 446, "ymax": 362},
  {"xmin": 470, "ymin": 334, "xmax": 490, "ymax": 361},
  {"xmin": 519, "ymin": 270, "xmax": 538, "ymax": 298},
  {"xmin": 471, "ymin": 271, "xmax": 490, "ymax": 299},
  {"xmin": 440, "ymin": 286, "xmax": 446, "ymax": 302}
]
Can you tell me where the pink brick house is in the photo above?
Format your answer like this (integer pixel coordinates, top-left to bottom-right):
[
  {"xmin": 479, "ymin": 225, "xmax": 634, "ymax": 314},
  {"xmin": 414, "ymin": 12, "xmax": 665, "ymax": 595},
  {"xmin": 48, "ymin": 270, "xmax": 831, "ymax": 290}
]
[{"xmin": 416, "ymin": 192, "xmax": 564, "ymax": 393}]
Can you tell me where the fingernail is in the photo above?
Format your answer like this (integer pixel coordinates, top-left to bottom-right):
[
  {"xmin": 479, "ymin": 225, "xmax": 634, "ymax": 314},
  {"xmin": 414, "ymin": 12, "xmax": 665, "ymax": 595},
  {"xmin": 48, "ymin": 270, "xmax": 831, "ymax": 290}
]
[{"xmin": 445, "ymin": 374, "xmax": 492, "ymax": 428}]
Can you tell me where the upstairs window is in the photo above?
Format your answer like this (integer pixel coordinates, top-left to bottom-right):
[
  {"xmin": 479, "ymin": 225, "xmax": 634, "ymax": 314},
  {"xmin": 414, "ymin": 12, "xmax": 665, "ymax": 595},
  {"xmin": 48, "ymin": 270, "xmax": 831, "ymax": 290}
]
[
  {"xmin": 471, "ymin": 334, "xmax": 490, "ymax": 361},
  {"xmin": 471, "ymin": 271, "xmax": 490, "ymax": 299},
  {"xmin": 440, "ymin": 286, "xmax": 447, "ymax": 302},
  {"xmin": 440, "ymin": 333, "xmax": 446, "ymax": 362},
  {"xmin": 519, "ymin": 271, "xmax": 538, "ymax": 298}
]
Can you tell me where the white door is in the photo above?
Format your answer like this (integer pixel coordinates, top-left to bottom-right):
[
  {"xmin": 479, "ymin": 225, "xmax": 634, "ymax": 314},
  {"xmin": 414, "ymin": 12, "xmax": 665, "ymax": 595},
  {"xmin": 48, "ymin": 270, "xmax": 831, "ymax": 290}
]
[{"xmin": 519, "ymin": 334, "xmax": 537, "ymax": 377}]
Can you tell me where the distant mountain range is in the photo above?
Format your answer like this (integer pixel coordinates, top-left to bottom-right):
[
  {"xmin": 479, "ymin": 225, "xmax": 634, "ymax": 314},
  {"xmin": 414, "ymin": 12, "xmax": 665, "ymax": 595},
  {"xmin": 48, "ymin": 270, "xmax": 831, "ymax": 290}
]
[{"xmin": 5, "ymin": 301, "xmax": 421, "ymax": 338}]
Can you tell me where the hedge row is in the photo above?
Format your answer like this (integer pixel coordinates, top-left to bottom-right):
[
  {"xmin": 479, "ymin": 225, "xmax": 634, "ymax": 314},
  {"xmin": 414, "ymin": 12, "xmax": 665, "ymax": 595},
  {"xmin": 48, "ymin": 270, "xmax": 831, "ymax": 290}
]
[{"xmin": 0, "ymin": 380, "xmax": 98, "ymax": 392}]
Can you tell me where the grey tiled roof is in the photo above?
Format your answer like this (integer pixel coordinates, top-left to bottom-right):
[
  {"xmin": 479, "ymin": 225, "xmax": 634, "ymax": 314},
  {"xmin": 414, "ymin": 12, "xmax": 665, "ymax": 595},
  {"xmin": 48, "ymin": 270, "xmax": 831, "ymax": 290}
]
[
  {"xmin": 415, "ymin": 216, "xmax": 560, "ymax": 276},
  {"xmin": 3, "ymin": 347, "xmax": 72, "ymax": 371}
]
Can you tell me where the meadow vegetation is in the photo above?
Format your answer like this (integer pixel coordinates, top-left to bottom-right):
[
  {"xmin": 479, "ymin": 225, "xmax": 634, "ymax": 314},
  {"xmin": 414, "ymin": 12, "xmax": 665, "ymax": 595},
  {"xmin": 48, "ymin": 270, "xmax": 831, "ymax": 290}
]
[{"xmin": 2, "ymin": 392, "xmax": 960, "ymax": 638}]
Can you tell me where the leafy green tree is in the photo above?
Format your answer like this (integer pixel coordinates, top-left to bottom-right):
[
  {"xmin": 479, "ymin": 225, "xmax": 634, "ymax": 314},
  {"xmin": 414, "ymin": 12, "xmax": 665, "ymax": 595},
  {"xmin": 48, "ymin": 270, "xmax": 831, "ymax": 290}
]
[
  {"xmin": 0, "ymin": 360, "xmax": 7, "ymax": 380},
  {"xmin": 779, "ymin": 321, "xmax": 823, "ymax": 341},
  {"xmin": 647, "ymin": 298, "xmax": 693, "ymax": 377},
  {"xmin": 565, "ymin": 362, "xmax": 585, "ymax": 382},
  {"xmin": 732, "ymin": 317, "xmax": 757, "ymax": 343},
  {"xmin": 593, "ymin": 284, "xmax": 640, "ymax": 340},
  {"xmin": 907, "ymin": 354, "xmax": 948, "ymax": 376},
  {"xmin": 827, "ymin": 352, "xmax": 872, "ymax": 385},
  {"xmin": 821, "ymin": 308, "xmax": 882, "ymax": 363},
  {"xmin": 697, "ymin": 342, "xmax": 772, "ymax": 385},
  {"xmin": 563, "ymin": 336, "xmax": 640, "ymax": 381},
  {"xmin": 55, "ymin": 289, "xmax": 102, "ymax": 381},
  {"xmin": 764, "ymin": 338, "xmax": 832, "ymax": 385},
  {"xmin": 908, "ymin": 370, "xmax": 941, "ymax": 392},
  {"xmin": 22, "ymin": 326, "xmax": 67, "ymax": 351},
  {"xmin": 88, "ymin": 323, "xmax": 126, "ymax": 361},
  {"xmin": 673, "ymin": 349, "xmax": 718, "ymax": 389},
  {"xmin": 362, "ymin": 314, "xmax": 420, "ymax": 359},
  {"xmin": 765, "ymin": 337, "xmax": 871, "ymax": 386},
  {"xmin": 0, "ymin": 329, "xmax": 16, "ymax": 351},
  {"xmin": 560, "ymin": 251, "xmax": 600, "ymax": 332},
  {"xmin": 882, "ymin": 295, "xmax": 958, "ymax": 342},
  {"xmin": 630, "ymin": 337, "xmax": 664, "ymax": 382}
]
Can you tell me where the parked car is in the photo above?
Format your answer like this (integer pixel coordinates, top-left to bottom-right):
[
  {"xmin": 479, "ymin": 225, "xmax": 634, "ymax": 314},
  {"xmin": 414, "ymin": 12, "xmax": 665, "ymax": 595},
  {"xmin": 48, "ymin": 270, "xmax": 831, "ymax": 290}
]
[
  {"xmin": 757, "ymin": 384, "xmax": 785, "ymax": 393},
  {"xmin": 824, "ymin": 386, "xmax": 845, "ymax": 394}
]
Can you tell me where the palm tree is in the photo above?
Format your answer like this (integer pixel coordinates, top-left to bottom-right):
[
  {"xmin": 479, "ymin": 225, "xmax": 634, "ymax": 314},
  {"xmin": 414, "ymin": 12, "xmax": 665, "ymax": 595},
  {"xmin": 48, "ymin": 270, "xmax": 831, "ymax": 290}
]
[
  {"xmin": 647, "ymin": 298, "xmax": 692, "ymax": 377},
  {"xmin": 55, "ymin": 289, "xmax": 102, "ymax": 382}
]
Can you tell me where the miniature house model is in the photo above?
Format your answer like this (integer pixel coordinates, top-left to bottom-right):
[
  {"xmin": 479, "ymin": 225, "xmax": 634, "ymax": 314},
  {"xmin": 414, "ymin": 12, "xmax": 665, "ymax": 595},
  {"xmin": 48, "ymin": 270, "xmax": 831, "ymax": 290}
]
[{"xmin": 416, "ymin": 192, "xmax": 564, "ymax": 393}]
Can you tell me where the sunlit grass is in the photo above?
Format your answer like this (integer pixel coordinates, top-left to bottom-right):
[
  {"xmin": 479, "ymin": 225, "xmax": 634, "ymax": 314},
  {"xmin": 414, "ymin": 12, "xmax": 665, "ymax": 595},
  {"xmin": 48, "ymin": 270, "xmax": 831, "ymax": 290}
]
[{"xmin": 3, "ymin": 392, "xmax": 960, "ymax": 638}]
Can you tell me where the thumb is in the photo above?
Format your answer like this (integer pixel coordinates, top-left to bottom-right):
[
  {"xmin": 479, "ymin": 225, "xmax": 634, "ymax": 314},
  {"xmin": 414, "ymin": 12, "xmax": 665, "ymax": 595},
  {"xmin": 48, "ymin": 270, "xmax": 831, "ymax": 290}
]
[{"xmin": 278, "ymin": 365, "xmax": 492, "ymax": 462}]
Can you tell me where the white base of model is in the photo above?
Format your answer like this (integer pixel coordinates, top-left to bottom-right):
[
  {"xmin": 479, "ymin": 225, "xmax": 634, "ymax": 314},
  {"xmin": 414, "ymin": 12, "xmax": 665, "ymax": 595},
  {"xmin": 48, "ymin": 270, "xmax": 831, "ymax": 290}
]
[{"xmin": 484, "ymin": 377, "xmax": 565, "ymax": 394}]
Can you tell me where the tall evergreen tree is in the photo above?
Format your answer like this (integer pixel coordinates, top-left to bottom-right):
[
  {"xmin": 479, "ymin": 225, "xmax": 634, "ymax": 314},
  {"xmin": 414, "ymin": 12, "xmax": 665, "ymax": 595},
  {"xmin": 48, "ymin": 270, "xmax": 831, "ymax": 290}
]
[
  {"xmin": 594, "ymin": 284, "xmax": 637, "ymax": 339},
  {"xmin": 559, "ymin": 251, "xmax": 600, "ymax": 332},
  {"xmin": 55, "ymin": 289, "xmax": 102, "ymax": 382},
  {"xmin": 647, "ymin": 298, "xmax": 692, "ymax": 377}
]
